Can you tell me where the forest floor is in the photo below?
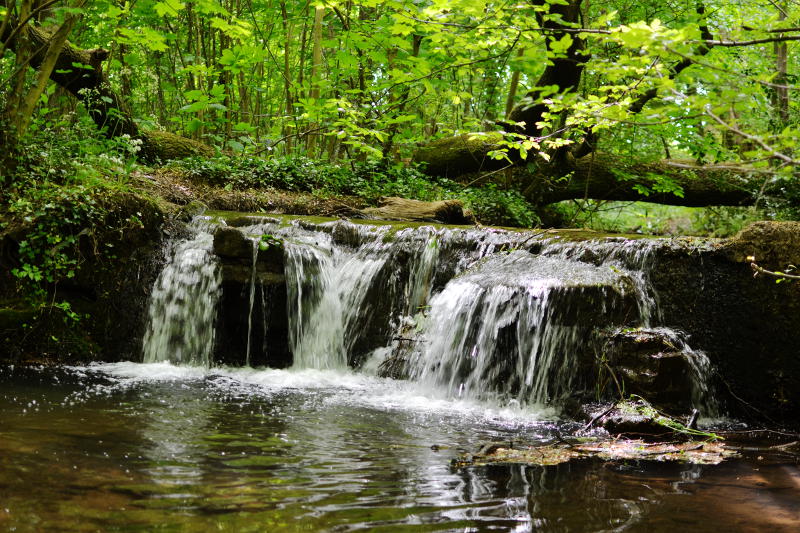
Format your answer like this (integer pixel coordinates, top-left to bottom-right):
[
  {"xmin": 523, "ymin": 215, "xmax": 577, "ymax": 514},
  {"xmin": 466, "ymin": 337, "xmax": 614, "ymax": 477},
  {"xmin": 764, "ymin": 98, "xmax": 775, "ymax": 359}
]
[{"xmin": 135, "ymin": 167, "xmax": 370, "ymax": 218}]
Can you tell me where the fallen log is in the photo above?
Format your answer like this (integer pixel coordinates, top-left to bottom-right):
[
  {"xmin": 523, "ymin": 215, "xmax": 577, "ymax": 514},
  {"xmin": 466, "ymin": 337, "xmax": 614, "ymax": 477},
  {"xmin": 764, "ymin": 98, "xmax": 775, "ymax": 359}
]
[{"xmin": 360, "ymin": 197, "xmax": 475, "ymax": 224}]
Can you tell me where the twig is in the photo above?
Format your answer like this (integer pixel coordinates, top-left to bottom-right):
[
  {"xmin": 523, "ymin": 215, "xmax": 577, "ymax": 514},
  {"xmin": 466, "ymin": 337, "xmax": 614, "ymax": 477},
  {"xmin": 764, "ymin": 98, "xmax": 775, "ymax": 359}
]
[
  {"xmin": 751, "ymin": 262, "xmax": 800, "ymax": 280},
  {"xmin": 584, "ymin": 404, "xmax": 616, "ymax": 431}
]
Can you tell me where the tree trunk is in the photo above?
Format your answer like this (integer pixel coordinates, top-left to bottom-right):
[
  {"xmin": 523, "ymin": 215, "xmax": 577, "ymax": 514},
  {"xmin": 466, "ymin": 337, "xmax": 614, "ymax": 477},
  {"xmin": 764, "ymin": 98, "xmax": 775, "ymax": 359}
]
[
  {"xmin": 414, "ymin": 134, "xmax": 780, "ymax": 207},
  {"xmin": 307, "ymin": 5, "xmax": 325, "ymax": 155}
]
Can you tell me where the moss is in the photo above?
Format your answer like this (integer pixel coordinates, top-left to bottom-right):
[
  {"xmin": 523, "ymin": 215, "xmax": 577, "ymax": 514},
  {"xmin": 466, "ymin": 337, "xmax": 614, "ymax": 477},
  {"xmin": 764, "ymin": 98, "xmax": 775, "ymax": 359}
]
[
  {"xmin": 139, "ymin": 130, "xmax": 216, "ymax": 162},
  {"xmin": 725, "ymin": 220, "xmax": 800, "ymax": 268},
  {"xmin": 414, "ymin": 132, "xmax": 505, "ymax": 177}
]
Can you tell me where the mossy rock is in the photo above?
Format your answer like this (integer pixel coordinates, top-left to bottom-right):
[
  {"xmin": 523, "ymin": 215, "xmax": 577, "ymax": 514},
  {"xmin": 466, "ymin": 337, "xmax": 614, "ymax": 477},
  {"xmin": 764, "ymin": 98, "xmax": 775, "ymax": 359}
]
[{"xmin": 725, "ymin": 220, "xmax": 800, "ymax": 269}]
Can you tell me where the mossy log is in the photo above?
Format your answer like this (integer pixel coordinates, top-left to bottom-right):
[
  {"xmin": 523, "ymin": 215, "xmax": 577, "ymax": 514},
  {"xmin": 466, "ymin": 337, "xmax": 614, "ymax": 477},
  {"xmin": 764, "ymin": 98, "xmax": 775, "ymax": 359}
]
[
  {"xmin": 361, "ymin": 197, "xmax": 475, "ymax": 224},
  {"xmin": 139, "ymin": 130, "xmax": 215, "ymax": 161},
  {"xmin": 413, "ymin": 133, "xmax": 507, "ymax": 177},
  {"xmin": 414, "ymin": 135, "xmax": 778, "ymax": 207}
]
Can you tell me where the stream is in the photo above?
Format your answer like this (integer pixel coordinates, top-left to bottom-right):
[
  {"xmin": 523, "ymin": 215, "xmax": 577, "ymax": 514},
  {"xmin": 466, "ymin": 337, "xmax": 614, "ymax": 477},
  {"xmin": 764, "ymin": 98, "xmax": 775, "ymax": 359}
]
[
  {"xmin": 2, "ymin": 216, "xmax": 799, "ymax": 531},
  {"xmin": 1, "ymin": 364, "xmax": 798, "ymax": 532}
]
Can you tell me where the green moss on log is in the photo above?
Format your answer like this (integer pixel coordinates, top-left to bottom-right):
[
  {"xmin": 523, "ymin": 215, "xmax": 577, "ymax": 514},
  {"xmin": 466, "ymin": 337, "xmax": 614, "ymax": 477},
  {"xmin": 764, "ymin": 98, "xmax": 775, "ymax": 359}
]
[
  {"xmin": 414, "ymin": 132, "xmax": 504, "ymax": 177},
  {"xmin": 139, "ymin": 130, "xmax": 215, "ymax": 162}
]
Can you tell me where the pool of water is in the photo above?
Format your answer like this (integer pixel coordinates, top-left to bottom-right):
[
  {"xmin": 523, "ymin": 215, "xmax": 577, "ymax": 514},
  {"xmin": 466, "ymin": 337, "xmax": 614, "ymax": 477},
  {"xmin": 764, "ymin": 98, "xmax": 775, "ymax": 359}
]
[{"xmin": 1, "ymin": 363, "xmax": 798, "ymax": 532}]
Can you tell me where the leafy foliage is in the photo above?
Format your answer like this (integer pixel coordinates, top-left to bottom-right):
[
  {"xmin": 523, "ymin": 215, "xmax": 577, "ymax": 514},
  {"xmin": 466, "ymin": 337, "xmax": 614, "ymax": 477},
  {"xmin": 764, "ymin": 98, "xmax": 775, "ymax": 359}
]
[
  {"xmin": 169, "ymin": 155, "xmax": 539, "ymax": 226},
  {"xmin": 0, "ymin": 118, "xmax": 146, "ymax": 313}
]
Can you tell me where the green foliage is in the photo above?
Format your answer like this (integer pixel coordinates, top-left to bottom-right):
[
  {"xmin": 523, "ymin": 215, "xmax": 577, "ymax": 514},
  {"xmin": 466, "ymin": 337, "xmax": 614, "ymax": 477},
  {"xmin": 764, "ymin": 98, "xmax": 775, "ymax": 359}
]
[
  {"xmin": 1, "ymin": 118, "xmax": 144, "ymax": 314},
  {"xmin": 169, "ymin": 155, "xmax": 539, "ymax": 227},
  {"xmin": 550, "ymin": 200, "xmax": 779, "ymax": 237},
  {"xmin": 258, "ymin": 233, "xmax": 282, "ymax": 251},
  {"xmin": 3, "ymin": 0, "xmax": 799, "ymax": 232}
]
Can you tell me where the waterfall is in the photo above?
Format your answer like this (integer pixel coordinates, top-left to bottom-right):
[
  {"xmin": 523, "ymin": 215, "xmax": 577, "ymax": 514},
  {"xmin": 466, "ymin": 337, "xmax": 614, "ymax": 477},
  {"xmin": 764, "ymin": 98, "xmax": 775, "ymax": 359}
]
[
  {"xmin": 142, "ymin": 220, "xmax": 221, "ymax": 366},
  {"xmin": 139, "ymin": 216, "xmax": 719, "ymax": 414},
  {"xmin": 284, "ymin": 236, "xmax": 391, "ymax": 369},
  {"xmin": 406, "ymin": 235, "xmax": 439, "ymax": 316},
  {"xmin": 406, "ymin": 252, "xmax": 638, "ymax": 406}
]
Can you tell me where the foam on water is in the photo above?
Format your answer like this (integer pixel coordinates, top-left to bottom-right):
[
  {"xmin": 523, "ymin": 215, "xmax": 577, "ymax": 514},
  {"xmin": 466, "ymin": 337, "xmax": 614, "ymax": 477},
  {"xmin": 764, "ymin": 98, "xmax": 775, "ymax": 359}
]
[{"xmin": 77, "ymin": 361, "xmax": 558, "ymax": 424}]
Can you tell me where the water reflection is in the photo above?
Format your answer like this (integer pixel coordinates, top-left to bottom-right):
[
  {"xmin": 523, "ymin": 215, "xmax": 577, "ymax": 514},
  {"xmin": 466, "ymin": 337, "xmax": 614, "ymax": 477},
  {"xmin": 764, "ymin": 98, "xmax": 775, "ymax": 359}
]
[{"xmin": 0, "ymin": 364, "xmax": 798, "ymax": 532}]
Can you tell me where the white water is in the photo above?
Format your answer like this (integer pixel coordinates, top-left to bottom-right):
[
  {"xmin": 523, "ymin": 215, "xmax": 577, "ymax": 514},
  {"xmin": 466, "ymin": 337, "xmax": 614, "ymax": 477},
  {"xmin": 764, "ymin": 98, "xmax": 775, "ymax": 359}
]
[
  {"xmin": 279, "ymin": 223, "xmax": 393, "ymax": 369},
  {"xmin": 139, "ymin": 217, "xmax": 719, "ymax": 414},
  {"xmin": 141, "ymin": 221, "xmax": 221, "ymax": 366},
  {"xmin": 77, "ymin": 361, "xmax": 558, "ymax": 423},
  {"xmin": 407, "ymin": 252, "xmax": 636, "ymax": 407}
]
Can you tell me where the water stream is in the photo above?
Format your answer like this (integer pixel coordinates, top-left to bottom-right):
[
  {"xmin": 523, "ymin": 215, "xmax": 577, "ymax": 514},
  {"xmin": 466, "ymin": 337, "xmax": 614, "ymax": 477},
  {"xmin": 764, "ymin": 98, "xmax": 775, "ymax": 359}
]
[
  {"xmin": 1, "ymin": 364, "xmax": 797, "ymax": 532},
  {"xmin": 2, "ymin": 217, "xmax": 796, "ymax": 531}
]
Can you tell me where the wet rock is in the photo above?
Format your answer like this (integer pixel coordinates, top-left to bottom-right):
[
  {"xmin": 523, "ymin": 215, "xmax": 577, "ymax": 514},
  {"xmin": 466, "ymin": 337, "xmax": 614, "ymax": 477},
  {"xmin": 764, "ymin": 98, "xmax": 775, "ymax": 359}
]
[
  {"xmin": 601, "ymin": 413, "xmax": 672, "ymax": 438},
  {"xmin": 725, "ymin": 220, "xmax": 800, "ymax": 269},
  {"xmin": 596, "ymin": 399, "xmax": 700, "ymax": 440},
  {"xmin": 214, "ymin": 280, "xmax": 291, "ymax": 368},
  {"xmin": 226, "ymin": 215, "xmax": 282, "ymax": 227},
  {"xmin": 213, "ymin": 226, "xmax": 254, "ymax": 260},
  {"xmin": 213, "ymin": 226, "xmax": 284, "ymax": 273},
  {"xmin": 648, "ymin": 222, "xmax": 800, "ymax": 424},
  {"xmin": 211, "ymin": 226, "xmax": 288, "ymax": 367},
  {"xmin": 176, "ymin": 200, "xmax": 207, "ymax": 222},
  {"xmin": 599, "ymin": 328, "xmax": 705, "ymax": 412}
]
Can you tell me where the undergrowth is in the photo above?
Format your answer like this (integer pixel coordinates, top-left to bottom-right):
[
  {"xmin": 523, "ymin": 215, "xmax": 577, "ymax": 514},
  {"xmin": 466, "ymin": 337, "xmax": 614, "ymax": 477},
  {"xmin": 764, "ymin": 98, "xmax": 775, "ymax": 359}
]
[
  {"xmin": 0, "ymin": 117, "xmax": 147, "ymax": 319},
  {"xmin": 168, "ymin": 155, "xmax": 540, "ymax": 227}
]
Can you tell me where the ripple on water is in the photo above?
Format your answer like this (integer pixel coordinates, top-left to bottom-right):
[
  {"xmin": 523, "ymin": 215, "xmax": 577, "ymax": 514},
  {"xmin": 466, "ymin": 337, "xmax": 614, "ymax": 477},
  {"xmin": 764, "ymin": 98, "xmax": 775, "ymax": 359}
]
[{"xmin": 0, "ymin": 363, "xmax": 797, "ymax": 533}]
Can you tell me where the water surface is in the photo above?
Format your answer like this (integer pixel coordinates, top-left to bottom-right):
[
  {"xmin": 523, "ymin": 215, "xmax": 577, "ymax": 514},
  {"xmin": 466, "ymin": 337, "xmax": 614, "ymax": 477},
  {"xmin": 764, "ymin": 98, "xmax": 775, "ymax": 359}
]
[{"xmin": 1, "ymin": 364, "xmax": 797, "ymax": 532}]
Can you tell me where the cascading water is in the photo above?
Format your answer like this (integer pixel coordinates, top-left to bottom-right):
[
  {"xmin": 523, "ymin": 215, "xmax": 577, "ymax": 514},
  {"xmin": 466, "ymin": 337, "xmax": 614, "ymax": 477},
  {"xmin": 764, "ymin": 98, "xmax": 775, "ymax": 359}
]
[
  {"xmin": 140, "ymin": 215, "xmax": 719, "ymax": 414},
  {"xmin": 142, "ymin": 219, "xmax": 222, "ymax": 366},
  {"xmin": 284, "ymin": 235, "xmax": 390, "ymax": 369},
  {"xmin": 406, "ymin": 251, "xmax": 639, "ymax": 406}
]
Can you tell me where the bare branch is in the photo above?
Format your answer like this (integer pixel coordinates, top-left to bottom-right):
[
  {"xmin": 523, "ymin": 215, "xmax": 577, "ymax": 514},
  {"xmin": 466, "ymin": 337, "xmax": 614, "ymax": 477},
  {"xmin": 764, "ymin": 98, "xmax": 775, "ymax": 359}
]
[
  {"xmin": 700, "ymin": 35, "xmax": 800, "ymax": 46},
  {"xmin": 751, "ymin": 262, "xmax": 800, "ymax": 280}
]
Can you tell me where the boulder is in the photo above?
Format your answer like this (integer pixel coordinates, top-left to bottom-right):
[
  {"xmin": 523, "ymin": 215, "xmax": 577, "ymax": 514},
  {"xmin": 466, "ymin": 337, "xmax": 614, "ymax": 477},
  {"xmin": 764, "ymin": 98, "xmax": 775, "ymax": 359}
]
[
  {"xmin": 599, "ymin": 328, "xmax": 708, "ymax": 413},
  {"xmin": 213, "ymin": 226, "xmax": 255, "ymax": 260}
]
